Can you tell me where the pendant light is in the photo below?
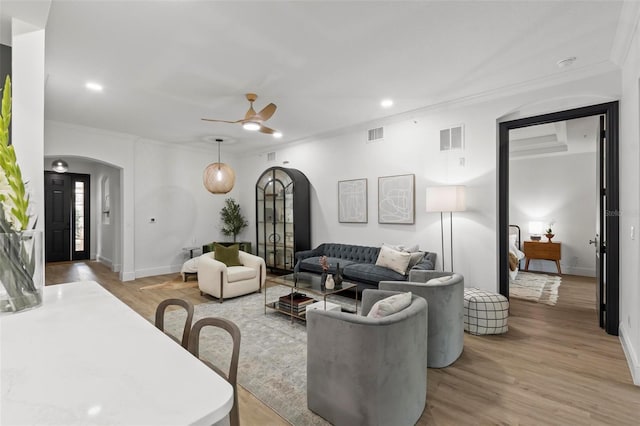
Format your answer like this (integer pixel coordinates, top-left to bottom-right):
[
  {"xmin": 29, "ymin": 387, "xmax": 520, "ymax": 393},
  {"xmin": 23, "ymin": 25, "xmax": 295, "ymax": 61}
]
[{"xmin": 203, "ymin": 138, "xmax": 235, "ymax": 194}]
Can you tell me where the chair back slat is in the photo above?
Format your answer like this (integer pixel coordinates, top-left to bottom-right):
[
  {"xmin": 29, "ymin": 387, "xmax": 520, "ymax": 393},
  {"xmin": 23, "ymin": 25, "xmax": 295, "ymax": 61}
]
[{"xmin": 155, "ymin": 298, "xmax": 195, "ymax": 348}]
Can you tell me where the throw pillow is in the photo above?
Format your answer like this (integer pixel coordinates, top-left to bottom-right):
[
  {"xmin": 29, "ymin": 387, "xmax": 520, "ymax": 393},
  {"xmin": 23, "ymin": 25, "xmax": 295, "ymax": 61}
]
[
  {"xmin": 214, "ymin": 243, "xmax": 242, "ymax": 267},
  {"xmin": 426, "ymin": 275, "xmax": 453, "ymax": 285},
  {"xmin": 367, "ymin": 292, "xmax": 413, "ymax": 318},
  {"xmin": 375, "ymin": 245, "xmax": 412, "ymax": 275},
  {"xmin": 406, "ymin": 251, "xmax": 425, "ymax": 272},
  {"xmin": 382, "ymin": 242, "xmax": 420, "ymax": 253}
]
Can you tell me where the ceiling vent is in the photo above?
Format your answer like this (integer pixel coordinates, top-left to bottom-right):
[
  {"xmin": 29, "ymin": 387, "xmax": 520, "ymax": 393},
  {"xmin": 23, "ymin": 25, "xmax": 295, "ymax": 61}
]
[
  {"xmin": 367, "ymin": 127, "xmax": 384, "ymax": 143},
  {"xmin": 267, "ymin": 152, "xmax": 276, "ymax": 162},
  {"xmin": 440, "ymin": 125, "xmax": 464, "ymax": 151}
]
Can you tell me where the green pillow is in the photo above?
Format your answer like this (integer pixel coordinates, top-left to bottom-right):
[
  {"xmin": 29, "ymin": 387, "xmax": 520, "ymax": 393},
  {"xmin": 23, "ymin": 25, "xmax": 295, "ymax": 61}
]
[{"xmin": 214, "ymin": 243, "xmax": 243, "ymax": 267}]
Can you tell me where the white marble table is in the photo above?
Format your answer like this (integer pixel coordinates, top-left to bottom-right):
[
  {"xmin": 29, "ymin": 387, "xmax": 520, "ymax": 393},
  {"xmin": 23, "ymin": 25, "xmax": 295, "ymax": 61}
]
[{"xmin": 0, "ymin": 281, "xmax": 233, "ymax": 425}]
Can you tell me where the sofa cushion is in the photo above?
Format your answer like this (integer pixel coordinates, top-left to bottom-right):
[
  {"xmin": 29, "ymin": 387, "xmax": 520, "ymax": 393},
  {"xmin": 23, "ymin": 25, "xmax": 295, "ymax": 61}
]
[
  {"xmin": 227, "ymin": 266, "xmax": 257, "ymax": 283},
  {"xmin": 214, "ymin": 243, "xmax": 242, "ymax": 267},
  {"xmin": 375, "ymin": 245, "xmax": 412, "ymax": 275},
  {"xmin": 300, "ymin": 257, "xmax": 357, "ymax": 274},
  {"xmin": 343, "ymin": 263, "xmax": 407, "ymax": 285},
  {"xmin": 367, "ymin": 292, "xmax": 413, "ymax": 318}
]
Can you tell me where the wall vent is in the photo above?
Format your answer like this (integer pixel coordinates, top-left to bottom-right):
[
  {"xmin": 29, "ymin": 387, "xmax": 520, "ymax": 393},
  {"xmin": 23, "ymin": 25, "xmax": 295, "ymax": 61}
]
[
  {"xmin": 367, "ymin": 127, "xmax": 384, "ymax": 143},
  {"xmin": 267, "ymin": 152, "xmax": 276, "ymax": 162},
  {"xmin": 440, "ymin": 125, "xmax": 464, "ymax": 151}
]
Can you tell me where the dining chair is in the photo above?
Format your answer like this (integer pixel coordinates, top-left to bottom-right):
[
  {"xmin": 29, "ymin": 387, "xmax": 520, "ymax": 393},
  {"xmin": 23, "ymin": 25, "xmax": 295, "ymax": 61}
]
[
  {"xmin": 188, "ymin": 317, "xmax": 241, "ymax": 426},
  {"xmin": 154, "ymin": 298, "xmax": 195, "ymax": 349}
]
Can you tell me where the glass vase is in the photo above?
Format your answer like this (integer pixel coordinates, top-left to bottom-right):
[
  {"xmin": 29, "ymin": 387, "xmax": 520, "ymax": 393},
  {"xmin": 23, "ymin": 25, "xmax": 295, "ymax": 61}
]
[{"xmin": 0, "ymin": 230, "xmax": 44, "ymax": 313}]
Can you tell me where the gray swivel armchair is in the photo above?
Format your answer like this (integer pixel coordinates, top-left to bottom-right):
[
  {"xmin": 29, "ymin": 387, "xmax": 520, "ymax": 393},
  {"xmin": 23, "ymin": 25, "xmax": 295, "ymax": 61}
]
[
  {"xmin": 380, "ymin": 271, "xmax": 464, "ymax": 368},
  {"xmin": 306, "ymin": 289, "xmax": 428, "ymax": 426}
]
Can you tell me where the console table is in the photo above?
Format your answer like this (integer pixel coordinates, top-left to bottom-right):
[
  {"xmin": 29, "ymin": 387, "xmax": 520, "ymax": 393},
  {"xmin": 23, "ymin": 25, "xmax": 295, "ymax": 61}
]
[
  {"xmin": 523, "ymin": 240, "xmax": 562, "ymax": 274},
  {"xmin": 0, "ymin": 281, "xmax": 233, "ymax": 425}
]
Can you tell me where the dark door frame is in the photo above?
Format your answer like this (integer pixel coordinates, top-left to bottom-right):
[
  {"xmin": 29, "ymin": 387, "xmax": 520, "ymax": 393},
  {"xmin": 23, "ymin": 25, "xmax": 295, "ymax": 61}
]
[{"xmin": 498, "ymin": 101, "xmax": 619, "ymax": 335}]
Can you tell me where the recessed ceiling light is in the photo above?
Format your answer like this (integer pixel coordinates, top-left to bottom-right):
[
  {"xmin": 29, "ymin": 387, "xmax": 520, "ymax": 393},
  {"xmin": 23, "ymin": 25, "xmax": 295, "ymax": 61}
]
[
  {"xmin": 381, "ymin": 99, "xmax": 393, "ymax": 108},
  {"xmin": 556, "ymin": 57, "xmax": 577, "ymax": 68},
  {"xmin": 273, "ymin": 131, "xmax": 283, "ymax": 139},
  {"xmin": 85, "ymin": 82, "xmax": 103, "ymax": 92}
]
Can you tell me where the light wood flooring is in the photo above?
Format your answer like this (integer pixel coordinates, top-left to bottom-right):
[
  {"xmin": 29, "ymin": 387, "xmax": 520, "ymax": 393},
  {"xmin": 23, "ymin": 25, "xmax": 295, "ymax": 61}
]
[{"xmin": 46, "ymin": 263, "xmax": 640, "ymax": 425}]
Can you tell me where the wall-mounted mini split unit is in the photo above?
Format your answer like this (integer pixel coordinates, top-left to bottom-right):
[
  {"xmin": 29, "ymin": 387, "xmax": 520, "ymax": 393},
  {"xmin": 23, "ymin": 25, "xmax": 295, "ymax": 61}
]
[
  {"xmin": 440, "ymin": 125, "xmax": 464, "ymax": 151},
  {"xmin": 367, "ymin": 126, "xmax": 384, "ymax": 143}
]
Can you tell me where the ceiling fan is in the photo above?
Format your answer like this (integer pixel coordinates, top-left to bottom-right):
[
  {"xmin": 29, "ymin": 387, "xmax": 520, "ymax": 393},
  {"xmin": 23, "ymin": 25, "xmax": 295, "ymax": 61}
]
[{"xmin": 202, "ymin": 93, "xmax": 281, "ymax": 136}]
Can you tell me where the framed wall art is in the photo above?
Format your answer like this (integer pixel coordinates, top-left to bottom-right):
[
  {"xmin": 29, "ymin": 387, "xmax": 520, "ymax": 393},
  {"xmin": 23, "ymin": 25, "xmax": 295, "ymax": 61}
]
[
  {"xmin": 378, "ymin": 174, "xmax": 415, "ymax": 224},
  {"xmin": 338, "ymin": 178, "xmax": 368, "ymax": 223}
]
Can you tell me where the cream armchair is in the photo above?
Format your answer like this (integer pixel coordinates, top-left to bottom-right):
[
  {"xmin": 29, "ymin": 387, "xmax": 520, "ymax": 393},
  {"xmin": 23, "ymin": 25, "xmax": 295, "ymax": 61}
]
[{"xmin": 197, "ymin": 251, "xmax": 266, "ymax": 303}]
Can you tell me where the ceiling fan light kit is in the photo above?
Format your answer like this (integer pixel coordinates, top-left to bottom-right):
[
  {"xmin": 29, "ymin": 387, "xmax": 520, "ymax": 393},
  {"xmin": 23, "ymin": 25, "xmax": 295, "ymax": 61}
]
[
  {"xmin": 202, "ymin": 93, "xmax": 281, "ymax": 137},
  {"xmin": 203, "ymin": 138, "xmax": 235, "ymax": 194},
  {"xmin": 243, "ymin": 121, "xmax": 260, "ymax": 131}
]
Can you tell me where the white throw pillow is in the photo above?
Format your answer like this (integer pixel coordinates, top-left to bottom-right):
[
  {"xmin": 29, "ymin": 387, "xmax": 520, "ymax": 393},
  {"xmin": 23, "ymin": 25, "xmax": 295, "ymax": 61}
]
[
  {"xmin": 426, "ymin": 275, "xmax": 453, "ymax": 285},
  {"xmin": 367, "ymin": 292, "xmax": 412, "ymax": 318},
  {"xmin": 376, "ymin": 245, "xmax": 411, "ymax": 275},
  {"xmin": 382, "ymin": 242, "xmax": 420, "ymax": 253}
]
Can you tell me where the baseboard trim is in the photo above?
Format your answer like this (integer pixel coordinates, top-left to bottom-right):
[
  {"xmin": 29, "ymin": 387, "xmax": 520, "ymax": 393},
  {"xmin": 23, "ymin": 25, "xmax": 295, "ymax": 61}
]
[
  {"xmin": 561, "ymin": 266, "xmax": 595, "ymax": 277},
  {"xmin": 97, "ymin": 255, "xmax": 113, "ymax": 269},
  {"xmin": 120, "ymin": 271, "xmax": 135, "ymax": 281},
  {"xmin": 135, "ymin": 264, "xmax": 182, "ymax": 279},
  {"xmin": 619, "ymin": 321, "xmax": 640, "ymax": 386}
]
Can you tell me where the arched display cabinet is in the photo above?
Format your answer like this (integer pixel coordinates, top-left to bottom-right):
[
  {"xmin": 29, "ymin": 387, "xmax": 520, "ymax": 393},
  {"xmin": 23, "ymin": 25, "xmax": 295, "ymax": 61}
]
[{"xmin": 255, "ymin": 167, "xmax": 310, "ymax": 272}]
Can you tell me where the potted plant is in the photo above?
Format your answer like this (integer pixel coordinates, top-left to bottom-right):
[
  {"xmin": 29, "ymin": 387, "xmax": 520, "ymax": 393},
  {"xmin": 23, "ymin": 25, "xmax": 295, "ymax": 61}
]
[
  {"xmin": 545, "ymin": 227, "xmax": 555, "ymax": 242},
  {"xmin": 220, "ymin": 198, "xmax": 248, "ymax": 243}
]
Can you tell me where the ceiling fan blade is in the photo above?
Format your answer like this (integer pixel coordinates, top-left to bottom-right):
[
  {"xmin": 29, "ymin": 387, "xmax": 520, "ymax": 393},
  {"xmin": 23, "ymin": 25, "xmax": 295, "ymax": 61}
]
[
  {"xmin": 257, "ymin": 103, "xmax": 277, "ymax": 121},
  {"xmin": 258, "ymin": 125, "xmax": 276, "ymax": 134},
  {"xmin": 201, "ymin": 118, "xmax": 242, "ymax": 124}
]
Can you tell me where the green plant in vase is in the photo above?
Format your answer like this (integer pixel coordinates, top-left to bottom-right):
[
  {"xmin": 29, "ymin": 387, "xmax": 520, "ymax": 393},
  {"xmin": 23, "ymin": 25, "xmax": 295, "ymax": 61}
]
[{"xmin": 0, "ymin": 75, "xmax": 42, "ymax": 312}]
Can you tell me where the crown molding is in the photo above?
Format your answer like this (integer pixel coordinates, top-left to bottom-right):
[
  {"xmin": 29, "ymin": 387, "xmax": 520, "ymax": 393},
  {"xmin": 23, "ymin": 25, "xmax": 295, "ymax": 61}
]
[
  {"xmin": 252, "ymin": 61, "xmax": 619, "ymax": 158},
  {"xmin": 610, "ymin": 0, "xmax": 640, "ymax": 66}
]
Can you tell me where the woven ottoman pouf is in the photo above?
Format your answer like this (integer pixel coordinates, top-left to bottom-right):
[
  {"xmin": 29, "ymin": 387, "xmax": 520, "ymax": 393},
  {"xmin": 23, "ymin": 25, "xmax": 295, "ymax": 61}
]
[{"xmin": 463, "ymin": 288, "xmax": 509, "ymax": 335}]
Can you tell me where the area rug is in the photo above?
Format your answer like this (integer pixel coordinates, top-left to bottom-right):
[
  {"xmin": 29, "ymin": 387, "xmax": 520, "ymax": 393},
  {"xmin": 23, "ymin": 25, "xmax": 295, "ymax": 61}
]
[
  {"xmin": 160, "ymin": 285, "xmax": 357, "ymax": 425},
  {"xmin": 510, "ymin": 271, "xmax": 561, "ymax": 305},
  {"xmin": 140, "ymin": 275, "xmax": 198, "ymax": 290}
]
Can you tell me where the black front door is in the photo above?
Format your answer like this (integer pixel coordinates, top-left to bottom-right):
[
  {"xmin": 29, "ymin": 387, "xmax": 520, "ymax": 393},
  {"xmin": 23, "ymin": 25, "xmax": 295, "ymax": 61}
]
[{"xmin": 44, "ymin": 172, "xmax": 90, "ymax": 262}]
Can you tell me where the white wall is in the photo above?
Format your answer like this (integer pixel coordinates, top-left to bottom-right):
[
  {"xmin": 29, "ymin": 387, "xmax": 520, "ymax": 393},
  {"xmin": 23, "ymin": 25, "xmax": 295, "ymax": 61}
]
[
  {"xmin": 509, "ymin": 152, "xmax": 597, "ymax": 276},
  {"xmin": 618, "ymin": 3, "xmax": 640, "ymax": 385},
  {"xmin": 11, "ymin": 20, "xmax": 45, "ymax": 232},
  {"xmin": 132, "ymin": 138, "xmax": 241, "ymax": 277},
  {"xmin": 95, "ymin": 163, "xmax": 120, "ymax": 271},
  {"xmin": 44, "ymin": 121, "xmax": 137, "ymax": 279},
  {"xmin": 44, "ymin": 121, "xmax": 241, "ymax": 279},
  {"xmin": 236, "ymin": 70, "xmax": 620, "ymax": 291}
]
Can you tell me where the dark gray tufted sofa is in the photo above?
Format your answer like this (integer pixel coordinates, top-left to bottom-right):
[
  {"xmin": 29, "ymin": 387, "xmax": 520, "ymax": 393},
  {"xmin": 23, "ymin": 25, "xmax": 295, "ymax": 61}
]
[{"xmin": 294, "ymin": 243, "xmax": 436, "ymax": 290}]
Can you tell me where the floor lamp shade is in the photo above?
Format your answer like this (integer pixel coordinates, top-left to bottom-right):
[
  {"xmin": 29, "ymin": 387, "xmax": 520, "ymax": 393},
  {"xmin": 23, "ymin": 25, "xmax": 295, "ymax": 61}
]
[
  {"xmin": 426, "ymin": 185, "xmax": 466, "ymax": 272},
  {"xmin": 426, "ymin": 185, "xmax": 466, "ymax": 212}
]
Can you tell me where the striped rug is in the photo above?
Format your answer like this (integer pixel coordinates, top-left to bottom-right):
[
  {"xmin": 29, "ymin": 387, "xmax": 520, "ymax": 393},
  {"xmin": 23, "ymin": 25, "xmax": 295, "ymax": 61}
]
[{"xmin": 510, "ymin": 271, "xmax": 561, "ymax": 305}]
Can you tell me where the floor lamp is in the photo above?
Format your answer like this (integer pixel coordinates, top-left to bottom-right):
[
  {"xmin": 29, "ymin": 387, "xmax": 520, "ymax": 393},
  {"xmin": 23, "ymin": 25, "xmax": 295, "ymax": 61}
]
[{"xmin": 426, "ymin": 186, "xmax": 466, "ymax": 272}]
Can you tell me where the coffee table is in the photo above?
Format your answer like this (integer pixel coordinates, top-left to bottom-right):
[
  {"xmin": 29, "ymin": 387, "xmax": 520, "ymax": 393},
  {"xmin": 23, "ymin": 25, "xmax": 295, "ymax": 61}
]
[{"xmin": 265, "ymin": 272, "xmax": 358, "ymax": 322}]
